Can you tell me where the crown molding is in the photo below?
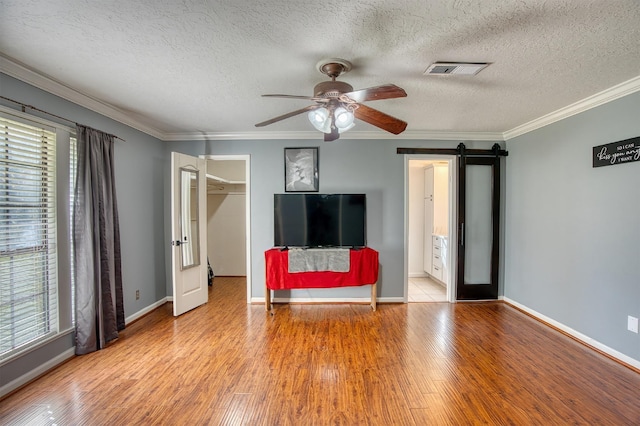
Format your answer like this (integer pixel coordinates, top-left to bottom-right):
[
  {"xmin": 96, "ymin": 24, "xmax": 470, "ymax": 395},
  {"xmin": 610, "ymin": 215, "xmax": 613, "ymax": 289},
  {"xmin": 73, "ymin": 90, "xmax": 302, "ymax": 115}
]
[
  {"xmin": 162, "ymin": 129, "xmax": 504, "ymax": 142},
  {"xmin": 163, "ymin": 130, "xmax": 319, "ymax": 141},
  {"xmin": 0, "ymin": 55, "xmax": 164, "ymax": 140},
  {"xmin": 503, "ymin": 75, "xmax": 640, "ymax": 140}
]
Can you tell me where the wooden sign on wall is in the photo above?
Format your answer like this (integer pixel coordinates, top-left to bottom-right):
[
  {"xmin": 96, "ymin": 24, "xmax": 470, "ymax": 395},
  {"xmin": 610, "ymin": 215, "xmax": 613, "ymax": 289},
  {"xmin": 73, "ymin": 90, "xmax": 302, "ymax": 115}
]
[{"xmin": 592, "ymin": 136, "xmax": 640, "ymax": 168}]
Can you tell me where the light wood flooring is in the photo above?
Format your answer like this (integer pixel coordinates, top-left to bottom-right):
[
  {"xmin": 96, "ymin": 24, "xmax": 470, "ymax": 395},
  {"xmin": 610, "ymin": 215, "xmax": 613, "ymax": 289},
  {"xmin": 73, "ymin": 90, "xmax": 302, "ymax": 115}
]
[{"xmin": 1, "ymin": 277, "xmax": 639, "ymax": 425}]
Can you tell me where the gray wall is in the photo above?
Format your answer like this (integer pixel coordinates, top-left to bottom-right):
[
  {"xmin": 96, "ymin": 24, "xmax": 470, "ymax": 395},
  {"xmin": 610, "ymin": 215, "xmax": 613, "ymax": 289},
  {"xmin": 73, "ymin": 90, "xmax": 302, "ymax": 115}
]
[
  {"xmin": 504, "ymin": 91, "xmax": 640, "ymax": 362},
  {"xmin": 165, "ymin": 138, "xmax": 499, "ymax": 301},
  {"xmin": 0, "ymin": 74, "xmax": 167, "ymax": 389}
]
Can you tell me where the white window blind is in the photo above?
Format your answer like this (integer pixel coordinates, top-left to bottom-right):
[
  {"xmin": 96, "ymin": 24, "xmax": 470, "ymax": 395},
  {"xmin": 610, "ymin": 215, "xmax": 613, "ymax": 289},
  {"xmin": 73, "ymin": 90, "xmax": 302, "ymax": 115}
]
[
  {"xmin": 69, "ymin": 136, "xmax": 77, "ymax": 326},
  {"xmin": 0, "ymin": 116, "xmax": 58, "ymax": 360}
]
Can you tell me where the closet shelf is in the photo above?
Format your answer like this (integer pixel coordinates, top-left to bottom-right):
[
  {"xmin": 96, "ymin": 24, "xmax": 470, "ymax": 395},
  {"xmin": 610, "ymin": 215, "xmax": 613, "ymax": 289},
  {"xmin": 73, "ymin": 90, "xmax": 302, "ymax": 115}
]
[{"xmin": 206, "ymin": 173, "xmax": 245, "ymax": 185}]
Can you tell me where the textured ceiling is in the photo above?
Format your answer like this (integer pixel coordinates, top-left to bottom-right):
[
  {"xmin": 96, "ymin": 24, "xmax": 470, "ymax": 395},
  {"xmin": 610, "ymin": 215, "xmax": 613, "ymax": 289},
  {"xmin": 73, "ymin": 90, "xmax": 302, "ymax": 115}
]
[{"xmin": 1, "ymin": 0, "xmax": 639, "ymax": 140}]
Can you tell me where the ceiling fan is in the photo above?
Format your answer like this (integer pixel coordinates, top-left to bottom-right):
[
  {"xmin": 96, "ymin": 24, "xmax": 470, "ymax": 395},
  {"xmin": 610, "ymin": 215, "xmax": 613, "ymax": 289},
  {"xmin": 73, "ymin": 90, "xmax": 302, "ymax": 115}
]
[{"xmin": 255, "ymin": 59, "xmax": 408, "ymax": 142}]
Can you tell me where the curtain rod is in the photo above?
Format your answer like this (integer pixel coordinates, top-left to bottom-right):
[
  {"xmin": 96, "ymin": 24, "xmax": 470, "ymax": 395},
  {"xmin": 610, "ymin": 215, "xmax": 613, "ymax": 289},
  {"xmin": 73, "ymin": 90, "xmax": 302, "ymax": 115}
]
[{"xmin": 0, "ymin": 95, "xmax": 126, "ymax": 142}]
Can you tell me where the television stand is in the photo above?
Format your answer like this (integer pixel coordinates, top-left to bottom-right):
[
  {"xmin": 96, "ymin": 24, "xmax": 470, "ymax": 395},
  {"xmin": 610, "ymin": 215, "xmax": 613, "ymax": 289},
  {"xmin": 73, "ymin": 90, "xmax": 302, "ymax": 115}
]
[{"xmin": 264, "ymin": 247, "xmax": 379, "ymax": 311}]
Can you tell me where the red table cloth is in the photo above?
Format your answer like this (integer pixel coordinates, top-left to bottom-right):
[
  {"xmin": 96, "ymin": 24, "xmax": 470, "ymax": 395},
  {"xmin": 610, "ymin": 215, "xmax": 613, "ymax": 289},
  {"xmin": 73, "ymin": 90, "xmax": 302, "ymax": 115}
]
[{"xmin": 265, "ymin": 247, "xmax": 379, "ymax": 290}]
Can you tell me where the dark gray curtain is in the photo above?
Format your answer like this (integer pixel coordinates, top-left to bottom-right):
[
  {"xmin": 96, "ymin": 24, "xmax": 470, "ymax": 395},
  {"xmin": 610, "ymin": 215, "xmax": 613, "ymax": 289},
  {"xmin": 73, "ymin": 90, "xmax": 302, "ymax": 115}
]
[{"xmin": 74, "ymin": 125, "xmax": 124, "ymax": 355}]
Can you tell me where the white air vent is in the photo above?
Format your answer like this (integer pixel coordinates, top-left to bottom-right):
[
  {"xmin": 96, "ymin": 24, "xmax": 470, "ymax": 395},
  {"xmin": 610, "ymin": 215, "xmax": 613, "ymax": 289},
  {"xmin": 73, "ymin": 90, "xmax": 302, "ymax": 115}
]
[{"xmin": 424, "ymin": 62, "xmax": 489, "ymax": 76}]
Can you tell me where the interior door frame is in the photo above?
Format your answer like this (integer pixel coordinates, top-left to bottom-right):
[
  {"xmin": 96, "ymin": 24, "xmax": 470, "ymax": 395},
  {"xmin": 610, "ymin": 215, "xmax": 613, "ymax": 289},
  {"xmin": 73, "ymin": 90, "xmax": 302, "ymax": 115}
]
[
  {"xmin": 399, "ymin": 144, "xmax": 508, "ymax": 303},
  {"xmin": 403, "ymin": 154, "xmax": 457, "ymax": 303},
  {"xmin": 201, "ymin": 154, "xmax": 252, "ymax": 303}
]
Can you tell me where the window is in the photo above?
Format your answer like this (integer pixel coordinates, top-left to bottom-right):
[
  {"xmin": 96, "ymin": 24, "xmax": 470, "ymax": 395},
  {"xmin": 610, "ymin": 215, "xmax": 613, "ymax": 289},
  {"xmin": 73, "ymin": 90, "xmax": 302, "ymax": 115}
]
[{"xmin": 0, "ymin": 116, "xmax": 58, "ymax": 360}]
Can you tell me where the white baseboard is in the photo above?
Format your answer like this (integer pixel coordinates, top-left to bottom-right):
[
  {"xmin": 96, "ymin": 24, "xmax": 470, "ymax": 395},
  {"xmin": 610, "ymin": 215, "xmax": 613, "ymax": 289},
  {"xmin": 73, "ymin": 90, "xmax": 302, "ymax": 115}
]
[
  {"xmin": 271, "ymin": 297, "xmax": 370, "ymax": 304},
  {"xmin": 408, "ymin": 272, "xmax": 429, "ymax": 278},
  {"xmin": 125, "ymin": 298, "xmax": 169, "ymax": 325},
  {"xmin": 0, "ymin": 347, "xmax": 75, "ymax": 398},
  {"xmin": 378, "ymin": 297, "xmax": 405, "ymax": 303},
  {"xmin": 503, "ymin": 297, "xmax": 640, "ymax": 370},
  {"xmin": 250, "ymin": 296, "xmax": 404, "ymax": 304}
]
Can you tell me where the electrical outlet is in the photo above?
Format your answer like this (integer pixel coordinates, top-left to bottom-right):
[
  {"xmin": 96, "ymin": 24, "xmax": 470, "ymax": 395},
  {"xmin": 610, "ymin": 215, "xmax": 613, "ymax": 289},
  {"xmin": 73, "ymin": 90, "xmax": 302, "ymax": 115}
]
[
  {"xmin": 135, "ymin": 290, "xmax": 140, "ymax": 300},
  {"xmin": 628, "ymin": 316, "xmax": 638, "ymax": 334}
]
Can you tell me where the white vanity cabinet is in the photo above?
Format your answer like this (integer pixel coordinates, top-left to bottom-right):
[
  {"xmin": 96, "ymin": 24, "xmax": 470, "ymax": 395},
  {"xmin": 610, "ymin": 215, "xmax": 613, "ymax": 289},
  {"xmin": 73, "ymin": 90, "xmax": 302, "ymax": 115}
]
[{"xmin": 432, "ymin": 235, "xmax": 447, "ymax": 283}]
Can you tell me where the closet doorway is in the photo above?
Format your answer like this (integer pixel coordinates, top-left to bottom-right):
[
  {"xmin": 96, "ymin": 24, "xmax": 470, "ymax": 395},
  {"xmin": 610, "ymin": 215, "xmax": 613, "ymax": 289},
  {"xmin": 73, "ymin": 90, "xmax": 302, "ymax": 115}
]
[
  {"xmin": 406, "ymin": 156, "xmax": 455, "ymax": 303},
  {"xmin": 203, "ymin": 155, "xmax": 251, "ymax": 303}
]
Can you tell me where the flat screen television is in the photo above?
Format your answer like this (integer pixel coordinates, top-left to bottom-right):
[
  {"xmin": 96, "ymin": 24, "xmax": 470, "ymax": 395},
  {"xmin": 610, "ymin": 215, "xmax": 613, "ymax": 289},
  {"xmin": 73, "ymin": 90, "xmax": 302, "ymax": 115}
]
[{"xmin": 274, "ymin": 193, "xmax": 366, "ymax": 248}]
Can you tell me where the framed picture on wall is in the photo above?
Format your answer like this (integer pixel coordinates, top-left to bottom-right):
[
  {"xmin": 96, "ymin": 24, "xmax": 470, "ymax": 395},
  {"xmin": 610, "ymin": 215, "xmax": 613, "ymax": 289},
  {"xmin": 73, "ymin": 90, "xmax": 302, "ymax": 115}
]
[{"xmin": 284, "ymin": 147, "xmax": 319, "ymax": 192}]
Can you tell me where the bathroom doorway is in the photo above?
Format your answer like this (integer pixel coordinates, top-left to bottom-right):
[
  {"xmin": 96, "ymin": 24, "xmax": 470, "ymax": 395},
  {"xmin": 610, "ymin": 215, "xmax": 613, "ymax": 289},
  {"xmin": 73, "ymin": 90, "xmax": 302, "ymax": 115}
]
[{"xmin": 406, "ymin": 156, "xmax": 455, "ymax": 303}]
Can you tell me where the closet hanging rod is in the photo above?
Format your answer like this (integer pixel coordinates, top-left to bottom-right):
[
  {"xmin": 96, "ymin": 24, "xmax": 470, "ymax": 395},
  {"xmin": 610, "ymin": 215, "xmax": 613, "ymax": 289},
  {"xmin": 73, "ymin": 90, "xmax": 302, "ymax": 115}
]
[{"xmin": 0, "ymin": 95, "xmax": 126, "ymax": 142}]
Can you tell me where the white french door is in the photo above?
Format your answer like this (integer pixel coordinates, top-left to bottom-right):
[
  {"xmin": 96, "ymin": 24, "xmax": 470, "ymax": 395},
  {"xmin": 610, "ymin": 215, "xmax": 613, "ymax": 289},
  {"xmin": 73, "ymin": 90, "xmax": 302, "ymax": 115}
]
[{"xmin": 171, "ymin": 152, "xmax": 208, "ymax": 316}]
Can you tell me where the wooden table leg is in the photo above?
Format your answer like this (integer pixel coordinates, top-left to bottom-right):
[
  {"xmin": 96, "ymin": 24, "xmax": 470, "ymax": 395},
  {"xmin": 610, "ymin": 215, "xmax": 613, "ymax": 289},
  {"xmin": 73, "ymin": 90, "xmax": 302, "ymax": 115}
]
[
  {"xmin": 371, "ymin": 282, "xmax": 377, "ymax": 311},
  {"xmin": 265, "ymin": 284, "xmax": 271, "ymax": 311}
]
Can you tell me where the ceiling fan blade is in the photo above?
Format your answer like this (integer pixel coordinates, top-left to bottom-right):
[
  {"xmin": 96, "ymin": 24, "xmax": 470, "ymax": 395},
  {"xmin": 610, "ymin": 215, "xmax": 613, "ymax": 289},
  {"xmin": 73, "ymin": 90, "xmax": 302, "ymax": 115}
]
[
  {"xmin": 255, "ymin": 105, "xmax": 318, "ymax": 127},
  {"xmin": 354, "ymin": 104, "xmax": 407, "ymax": 135},
  {"xmin": 262, "ymin": 94, "xmax": 329, "ymax": 102},
  {"xmin": 344, "ymin": 84, "xmax": 407, "ymax": 103}
]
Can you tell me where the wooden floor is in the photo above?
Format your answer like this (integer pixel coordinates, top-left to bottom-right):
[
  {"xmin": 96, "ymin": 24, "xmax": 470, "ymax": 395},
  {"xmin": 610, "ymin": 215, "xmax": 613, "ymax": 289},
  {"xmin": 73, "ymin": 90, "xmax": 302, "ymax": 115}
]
[{"xmin": 2, "ymin": 277, "xmax": 639, "ymax": 425}]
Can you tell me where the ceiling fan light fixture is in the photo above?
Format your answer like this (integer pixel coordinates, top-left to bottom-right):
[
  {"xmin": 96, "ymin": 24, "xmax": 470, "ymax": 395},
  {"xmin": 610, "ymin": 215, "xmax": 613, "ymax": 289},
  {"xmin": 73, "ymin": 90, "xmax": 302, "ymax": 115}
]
[
  {"xmin": 308, "ymin": 107, "xmax": 331, "ymax": 133},
  {"xmin": 334, "ymin": 106, "xmax": 355, "ymax": 130},
  {"xmin": 308, "ymin": 106, "xmax": 355, "ymax": 135}
]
